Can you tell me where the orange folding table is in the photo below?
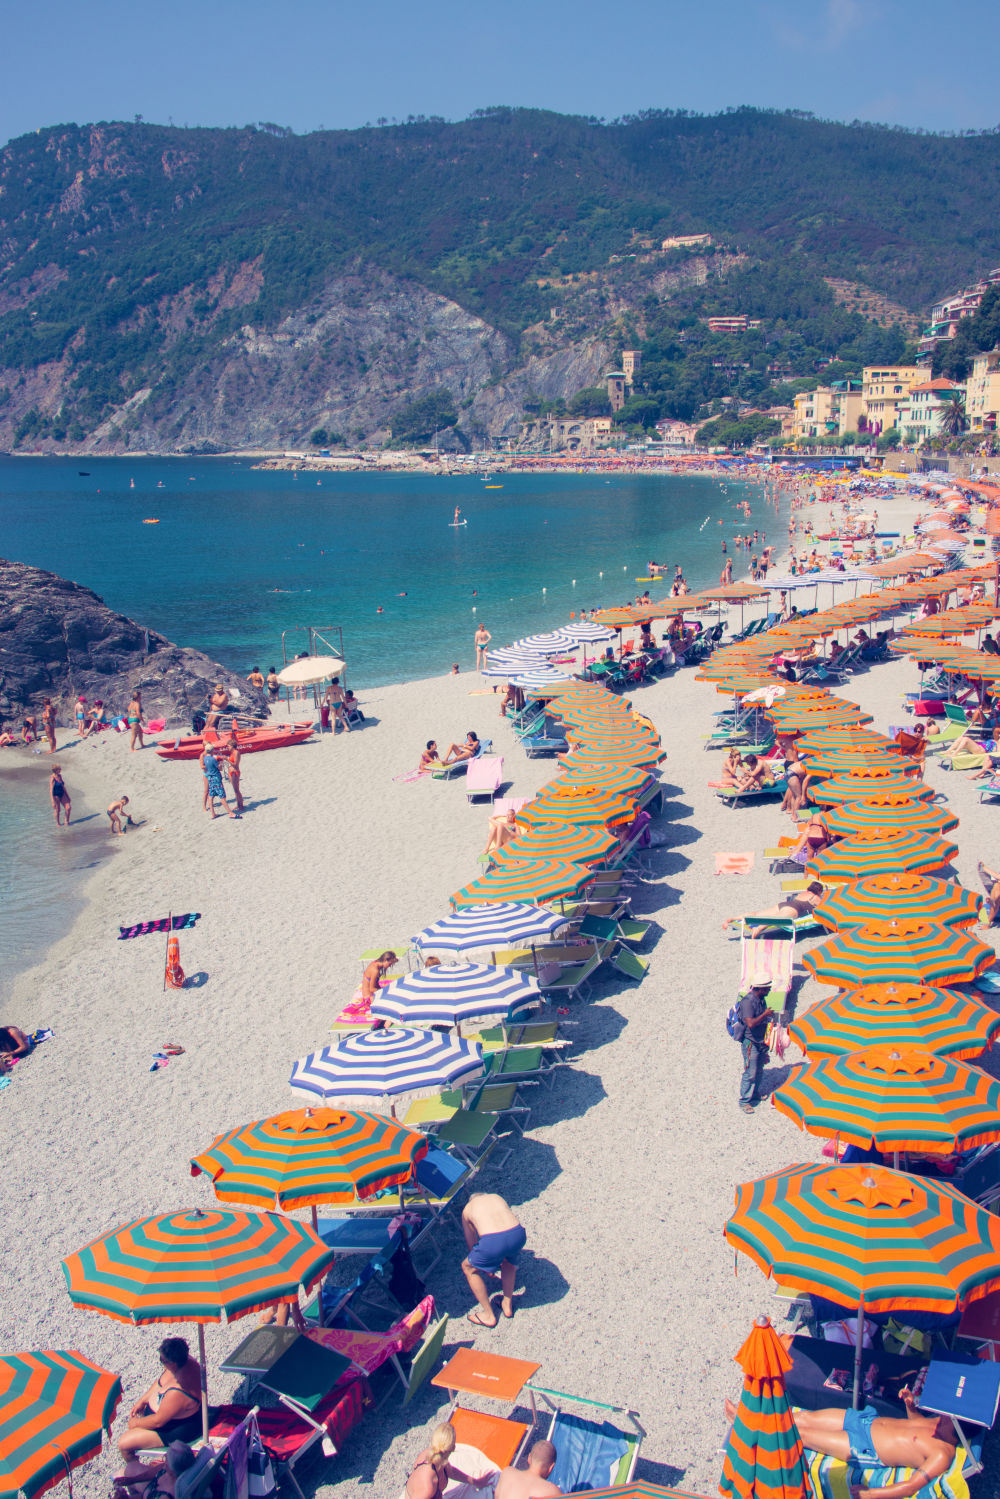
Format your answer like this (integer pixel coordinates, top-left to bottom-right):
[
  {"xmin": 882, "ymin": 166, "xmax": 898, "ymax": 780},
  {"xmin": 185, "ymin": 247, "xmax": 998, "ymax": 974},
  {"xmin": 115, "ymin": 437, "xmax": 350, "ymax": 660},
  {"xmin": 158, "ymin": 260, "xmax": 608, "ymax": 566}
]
[{"xmin": 432, "ymin": 1349, "xmax": 542, "ymax": 1469}]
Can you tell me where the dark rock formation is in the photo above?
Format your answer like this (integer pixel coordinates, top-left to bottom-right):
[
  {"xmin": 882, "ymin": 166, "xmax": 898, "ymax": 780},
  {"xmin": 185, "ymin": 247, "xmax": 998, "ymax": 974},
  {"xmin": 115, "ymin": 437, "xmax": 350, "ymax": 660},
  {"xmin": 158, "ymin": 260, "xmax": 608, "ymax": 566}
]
[{"xmin": 0, "ymin": 558, "xmax": 267, "ymax": 724}]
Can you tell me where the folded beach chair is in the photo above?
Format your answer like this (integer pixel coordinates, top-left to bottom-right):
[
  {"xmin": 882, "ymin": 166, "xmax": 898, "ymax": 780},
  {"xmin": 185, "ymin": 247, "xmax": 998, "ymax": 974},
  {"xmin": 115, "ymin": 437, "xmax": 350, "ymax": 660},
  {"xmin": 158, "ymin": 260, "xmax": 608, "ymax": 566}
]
[
  {"xmin": 210, "ymin": 1373, "xmax": 370, "ymax": 1499},
  {"xmin": 531, "ymin": 1386, "xmax": 644, "ymax": 1490},
  {"xmin": 738, "ymin": 920, "xmax": 794, "ymax": 1015},
  {"xmin": 466, "ymin": 754, "xmax": 503, "ymax": 803}
]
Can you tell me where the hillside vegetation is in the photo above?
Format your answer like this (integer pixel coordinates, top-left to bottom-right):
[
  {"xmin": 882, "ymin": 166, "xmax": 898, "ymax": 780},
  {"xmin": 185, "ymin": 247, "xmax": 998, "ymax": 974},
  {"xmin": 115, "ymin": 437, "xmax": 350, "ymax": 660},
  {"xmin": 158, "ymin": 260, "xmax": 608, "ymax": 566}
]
[{"xmin": 1, "ymin": 107, "xmax": 998, "ymax": 450}]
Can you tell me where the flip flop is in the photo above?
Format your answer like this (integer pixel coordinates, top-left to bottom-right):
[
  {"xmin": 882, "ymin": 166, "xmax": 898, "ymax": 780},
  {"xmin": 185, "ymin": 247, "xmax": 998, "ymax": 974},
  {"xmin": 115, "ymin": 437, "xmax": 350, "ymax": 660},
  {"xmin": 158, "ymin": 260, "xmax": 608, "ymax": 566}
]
[
  {"xmin": 467, "ymin": 1310, "xmax": 496, "ymax": 1328},
  {"xmin": 163, "ymin": 1044, "xmax": 185, "ymax": 1055}
]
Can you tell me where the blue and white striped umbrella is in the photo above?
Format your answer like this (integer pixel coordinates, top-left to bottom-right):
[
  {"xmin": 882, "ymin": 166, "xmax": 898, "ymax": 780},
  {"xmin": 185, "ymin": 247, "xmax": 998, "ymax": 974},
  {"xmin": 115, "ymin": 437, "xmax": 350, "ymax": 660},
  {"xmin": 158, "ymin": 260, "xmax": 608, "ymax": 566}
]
[
  {"xmin": 511, "ymin": 665, "xmax": 574, "ymax": 688},
  {"xmin": 563, "ymin": 620, "xmax": 615, "ymax": 643},
  {"xmin": 511, "ymin": 630, "xmax": 579, "ymax": 655},
  {"xmin": 372, "ymin": 962, "xmax": 539, "ymax": 1025},
  {"xmin": 413, "ymin": 902, "xmax": 569, "ymax": 952},
  {"xmin": 289, "ymin": 1027, "xmax": 483, "ymax": 1103},
  {"xmin": 482, "ymin": 651, "xmax": 543, "ymax": 677}
]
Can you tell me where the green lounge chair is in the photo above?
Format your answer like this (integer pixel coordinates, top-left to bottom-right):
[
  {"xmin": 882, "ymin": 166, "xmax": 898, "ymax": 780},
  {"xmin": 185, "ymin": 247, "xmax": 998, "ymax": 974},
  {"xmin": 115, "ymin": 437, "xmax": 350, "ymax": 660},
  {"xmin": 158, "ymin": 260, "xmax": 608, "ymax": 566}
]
[{"xmin": 609, "ymin": 946, "xmax": 649, "ymax": 983}]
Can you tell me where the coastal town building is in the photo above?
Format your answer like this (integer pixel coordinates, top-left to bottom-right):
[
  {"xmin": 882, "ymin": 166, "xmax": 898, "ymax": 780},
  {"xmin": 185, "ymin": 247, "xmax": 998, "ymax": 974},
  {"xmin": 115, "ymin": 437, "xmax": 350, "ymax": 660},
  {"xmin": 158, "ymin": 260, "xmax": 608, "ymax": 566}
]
[
  {"xmin": 606, "ymin": 372, "xmax": 627, "ymax": 412},
  {"xmin": 621, "ymin": 350, "xmax": 642, "ymax": 385},
  {"xmin": 661, "ymin": 233, "xmax": 712, "ymax": 251},
  {"xmin": 654, "ymin": 419, "xmax": 697, "ymax": 446},
  {"xmin": 861, "ymin": 365, "xmax": 922, "ymax": 435},
  {"xmin": 519, "ymin": 415, "xmax": 613, "ymax": 452},
  {"xmin": 705, "ymin": 316, "xmax": 762, "ymax": 333},
  {"xmin": 896, "ymin": 378, "xmax": 965, "ymax": 443},
  {"xmin": 792, "ymin": 387, "xmax": 836, "ymax": 440},
  {"xmin": 917, "ymin": 268, "xmax": 1000, "ymax": 361},
  {"xmin": 966, "ymin": 351, "xmax": 1000, "ymax": 433}
]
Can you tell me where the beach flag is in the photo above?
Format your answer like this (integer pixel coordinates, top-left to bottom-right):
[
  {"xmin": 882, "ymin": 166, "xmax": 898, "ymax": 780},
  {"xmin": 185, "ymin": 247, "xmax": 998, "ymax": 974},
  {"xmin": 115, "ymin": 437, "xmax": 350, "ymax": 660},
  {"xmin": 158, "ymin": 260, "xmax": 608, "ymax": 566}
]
[
  {"xmin": 118, "ymin": 913, "xmax": 201, "ymax": 939},
  {"xmin": 719, "ymin": 1317, "xmax": 808, "ymax": 1499}
]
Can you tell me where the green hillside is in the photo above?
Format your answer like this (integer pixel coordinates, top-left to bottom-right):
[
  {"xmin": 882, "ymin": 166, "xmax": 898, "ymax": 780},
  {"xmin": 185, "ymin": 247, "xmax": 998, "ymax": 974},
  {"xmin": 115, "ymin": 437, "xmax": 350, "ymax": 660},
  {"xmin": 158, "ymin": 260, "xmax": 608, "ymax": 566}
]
[{"xmin": 1, "ymin": 106, "xmax": 998, "ymax": 445}]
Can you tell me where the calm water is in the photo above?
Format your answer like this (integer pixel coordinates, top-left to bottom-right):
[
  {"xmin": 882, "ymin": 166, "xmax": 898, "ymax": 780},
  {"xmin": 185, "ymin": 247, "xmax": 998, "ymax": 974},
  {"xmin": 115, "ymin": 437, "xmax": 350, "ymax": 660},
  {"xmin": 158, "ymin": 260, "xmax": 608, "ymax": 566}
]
[{"xmin": 0, "ymin": 457, "xmax": 782, "ymax": 999}]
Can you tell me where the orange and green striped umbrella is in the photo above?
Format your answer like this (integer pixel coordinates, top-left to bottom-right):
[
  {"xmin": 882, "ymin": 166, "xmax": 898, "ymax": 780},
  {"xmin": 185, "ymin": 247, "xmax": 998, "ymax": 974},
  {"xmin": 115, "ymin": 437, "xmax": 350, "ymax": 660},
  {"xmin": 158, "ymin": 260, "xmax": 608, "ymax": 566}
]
[
  {"xmin": 567, "ymin": 723, "xmax": 661, "ymax": 751},
  {"xmin": 803, "ymin": 919, "xmax": 995, "ymax": 987},
  {"xmin": 719, "ymin": 1318, "xmax": 808, "ymax": 1499},
  {"xmin": 813, "ymin": 872, "xmax": 979, "ymax": 930},
  {"xmin": 61, "ymin": 1207, "xmax": 335, "ymax": 1325},
  {"xmin": 559, "ymin": 765, "xmax": 654, "ymax": 797},
  {"xmin": 822, "ymin": 796, "xmax": 958, "ymax": 839},
  {"xmin": 189, "ymin": 1107, "xmax": 428, "ymax": 1209},
  {"xmin": 0, "ymin": 1351, "xmax": 122, "ymax": 1499},
  {"xmin": 725, "ymin": 1161, "xmax": 1000, "ymax": 1314},
  {"xmin": 806, "ymin": 829, "xmax": 958, "ymax": 882},
  {"xmin": 798, "ymin": 748, "xmax": 910, "ymax": 777},
  {"xmin": 789, "ymin": 983, "xmax": 1000, "ymax": 1060},
  {"xmin": 451, "ymin": 857, "xmax": 592, "ymax": 907},
  {"xmin": 767, "ymin": 707, "xmax": 873, "ymax": 731},
  {"xmin": 795, "ymin": 727, "xmax": 901, "ymax": 756},
  {"xmin": 772, "ymin": 1046, "xmax": 1000, "ymax": 1156},
  {"xmin": 809, "ymin": 770, "xmax": 935, "ymax": 806},
  {"xmin": 492, "ymin": 821, "xmax": 619, "ymax": 865},
  {"xmin": 517, "ymin": 782, "xmax": 638, "ymax": 827},
  {"xmin": 558, "ymin": 743, "xmax": 663, "ymax": 771}
]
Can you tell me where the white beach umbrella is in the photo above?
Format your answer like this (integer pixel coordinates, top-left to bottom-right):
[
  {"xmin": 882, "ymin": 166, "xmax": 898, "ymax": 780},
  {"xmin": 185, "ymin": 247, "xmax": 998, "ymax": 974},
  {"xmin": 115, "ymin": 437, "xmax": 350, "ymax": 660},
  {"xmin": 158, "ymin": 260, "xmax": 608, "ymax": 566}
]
[
  {"xmin": 276, "ymin": 655, "xmax": 345, "ymax": 686},
  {"xmin": 482, "ymin": 651, "xmax": 543, "ymax": 677},
  {"xmin": 511, "ymin": 630, "xmax": 579, "ymax": 655},
  {"xmin": 372, "ymin": 961, "xmax": 539, "ymax": 1026},
  {"xmin": 289, "ymin": 1027, "xmax": 483, "ymax": 1107},
  {"xmin": 511, "ymin": 665, "xmax": 574, "ymax": 688},
  {"xmin": 563, "ymin": 621, "xmax": 615, "ymax": 643},
  {"xmin": 412, "ymin": 902, "xmax": 570, "ymax": 953}
]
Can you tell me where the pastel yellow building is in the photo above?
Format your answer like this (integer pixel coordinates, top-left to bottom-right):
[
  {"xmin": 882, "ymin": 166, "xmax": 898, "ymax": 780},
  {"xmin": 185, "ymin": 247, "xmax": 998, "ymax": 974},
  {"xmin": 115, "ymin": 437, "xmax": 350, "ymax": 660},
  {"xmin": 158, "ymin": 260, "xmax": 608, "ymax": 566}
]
[
  {"xmin": 791, "ymin": 387, "xmax": 836, "ymax": 439},
  {"xmin": 861, "ymin": 365, "xmax": 922, "ymax": 435},
  {"xmin": 966, "ymin": 351, "xmax": 1000, "ymax": 433}
]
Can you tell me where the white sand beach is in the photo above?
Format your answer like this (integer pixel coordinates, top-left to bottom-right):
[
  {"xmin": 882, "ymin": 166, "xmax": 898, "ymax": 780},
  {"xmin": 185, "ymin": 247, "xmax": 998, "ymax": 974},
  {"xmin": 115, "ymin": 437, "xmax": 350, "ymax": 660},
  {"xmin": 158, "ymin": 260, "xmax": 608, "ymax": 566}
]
[{"xmin": 2, "ymin": 488, "xmax": 998, "ymax": 1499}]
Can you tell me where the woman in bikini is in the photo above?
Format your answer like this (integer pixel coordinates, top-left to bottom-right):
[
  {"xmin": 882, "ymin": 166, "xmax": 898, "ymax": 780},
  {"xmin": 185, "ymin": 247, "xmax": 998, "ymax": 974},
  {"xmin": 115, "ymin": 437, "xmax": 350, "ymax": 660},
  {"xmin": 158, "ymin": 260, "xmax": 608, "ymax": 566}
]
[
  {"xmin": 117, "ymin": 1338, "xmax": 203, "ymax": 1457},
  {"xmin": 719, "ymin": 748, "xmax": 743, "ymax": 789},
  {"xmin": 484, "ymin": 806, "xmax": 517, "ymax": 857},
  {"xmin": 41, "ymin": 699, "xmax": 57, "ymax": 754},
  {"xmin": 49, "ymin": 765, "xmax": 71, "ymax": 826},
  {"xmin": 128, "ymin": 694, "xmax": 144, "ymax": 752},
  {"xmin": 223, "ymin": 736, "xmax": 244, "ymax": 812},
  {"xmin": 337, "ymin": 951, "xmax": 398, "ymax": 1026},
  {"xmin": 402, "ymin": 1423, "xmax": 493, "ymax": 1499}
]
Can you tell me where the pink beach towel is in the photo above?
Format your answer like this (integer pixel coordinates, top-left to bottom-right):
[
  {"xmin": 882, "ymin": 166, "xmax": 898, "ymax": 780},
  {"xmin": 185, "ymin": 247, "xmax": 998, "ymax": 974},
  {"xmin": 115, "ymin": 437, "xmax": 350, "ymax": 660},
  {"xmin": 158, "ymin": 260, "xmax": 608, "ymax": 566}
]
[{"xmin": 715, "ymin": 852, "xmax": 756, "ymax": 876}]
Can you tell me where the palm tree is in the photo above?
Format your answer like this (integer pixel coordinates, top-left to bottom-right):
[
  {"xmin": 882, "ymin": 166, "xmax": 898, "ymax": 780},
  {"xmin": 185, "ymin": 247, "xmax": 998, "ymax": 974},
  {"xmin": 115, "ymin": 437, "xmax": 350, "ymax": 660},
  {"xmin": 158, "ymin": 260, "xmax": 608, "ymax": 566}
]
[{"xmin": 939, "ymin": 396, "xmax": 968, "ymax": 437}]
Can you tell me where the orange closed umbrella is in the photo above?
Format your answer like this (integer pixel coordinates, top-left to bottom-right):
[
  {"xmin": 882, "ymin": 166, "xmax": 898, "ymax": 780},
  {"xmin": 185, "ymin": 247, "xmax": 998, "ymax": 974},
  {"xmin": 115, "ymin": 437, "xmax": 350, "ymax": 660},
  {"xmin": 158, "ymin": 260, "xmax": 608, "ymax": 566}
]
[{"xmin": 719, "ymin": 1318, "xmax": 808, "ymax": 1499}]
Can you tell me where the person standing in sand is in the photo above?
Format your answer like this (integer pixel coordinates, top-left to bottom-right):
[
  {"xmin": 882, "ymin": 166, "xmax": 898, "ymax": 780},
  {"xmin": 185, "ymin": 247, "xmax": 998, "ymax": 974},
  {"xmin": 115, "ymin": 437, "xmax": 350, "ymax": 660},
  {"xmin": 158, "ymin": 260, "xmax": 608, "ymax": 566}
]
[
  {"xmin": 40, "ymin": 699, "xmax": 57, "ymax": 753},
  {"xmin": 223, "ymin": 736, "xmax": 244, "ymax": 812},
  {"xmin": 199, "ymin": 743, "xmax": 236, "ymax": 820},
  {"xmin": 49, "ymin": 765, "xmax": 71, "ymax": 826},
  {"xmin": 461, "ymin": 1192, "xmax": 527, "ymax": 1327},
  {"xmin": 127, "ymin": 694, "xmax": 144, "ymax": 752},
  {"xmin": 736, "ymin": 980, "xmax": 771, "ymax": 1114},
  {"xmin": 475, "ymin": 624, "xmax": 492, "ymax": 671}
]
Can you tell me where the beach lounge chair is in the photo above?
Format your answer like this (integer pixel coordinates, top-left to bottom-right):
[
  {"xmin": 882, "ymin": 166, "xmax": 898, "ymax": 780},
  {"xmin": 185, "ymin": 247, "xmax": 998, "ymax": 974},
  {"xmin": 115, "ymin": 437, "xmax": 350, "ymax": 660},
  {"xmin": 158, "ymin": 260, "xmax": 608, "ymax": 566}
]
[
  {"xmin": 536, "ymin": 950, "xmax": 604, "ymax": 1001},
  {"xmin": 210, "ymin": 1369, "xmax": 371, "ymax": 1499},
  {"xmin": 609, "ymin": 946, "xmax": 649, "ymax": 983},
  {"xmin": 466, "ymin": 755, "xmax": 504, "ymax": 803},
  {"xmin": 943, "ymin": 703, "xmax": 993, "ymax": 739},
  {"xmin": 530, "ymin": 1386, "xmax": 645, "ymax": 1491},
  {"xmin": 717, "ymin": 776, "xmax": 788, "ymax": 807},
  {"xmin": 305, "ymin": 1296, "xmax": 446, "ymax": 1405},
  {"xmin": 738, "ymin": 919, "xmax": 794, "ymax": 1015}
]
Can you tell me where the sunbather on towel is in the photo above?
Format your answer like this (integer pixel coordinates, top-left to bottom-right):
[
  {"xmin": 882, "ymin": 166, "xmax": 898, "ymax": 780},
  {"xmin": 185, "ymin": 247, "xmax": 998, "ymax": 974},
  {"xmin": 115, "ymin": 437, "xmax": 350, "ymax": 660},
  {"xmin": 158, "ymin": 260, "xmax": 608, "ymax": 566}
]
[
  {"xmin": 723, "ymin": 882, "xmax": 825, "ymax": 930},
  {"xmin": 485, "ymin": 807, "xmax": 517, "ymax": 856},
  {"xmin": 336, "ymin": 951, "xmax": 399, "ymax": 1025},
  {"xmin": 726, "ymin": 1387, "xmax": 956, "ymax": 1499},
  {"xmin": 443, "ymin": 731, "xmax": 480, "ymax": 764},
  {"xmin": 494, "ymin": 1441, "xmax": 562, "ymax": 1499},
  {"xmin": 420, "ymin": 741, "xmax": 446, "ymax": 773}
]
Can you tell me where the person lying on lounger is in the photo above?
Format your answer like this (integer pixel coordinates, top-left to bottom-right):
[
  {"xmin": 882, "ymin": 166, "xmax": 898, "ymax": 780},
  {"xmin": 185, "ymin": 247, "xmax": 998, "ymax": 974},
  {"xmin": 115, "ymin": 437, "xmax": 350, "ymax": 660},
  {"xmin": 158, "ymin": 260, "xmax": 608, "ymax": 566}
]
[
  {"xmin": 443, "ymin": 731, "xmax": 480, "ymax": 764},
  {"xmin": 727, "ymin": 1386, "xmax": 956, "ymax": 1499},
  {"xmin": 723, "ymin": 882, "xmax": 825, "ymax": 930}
]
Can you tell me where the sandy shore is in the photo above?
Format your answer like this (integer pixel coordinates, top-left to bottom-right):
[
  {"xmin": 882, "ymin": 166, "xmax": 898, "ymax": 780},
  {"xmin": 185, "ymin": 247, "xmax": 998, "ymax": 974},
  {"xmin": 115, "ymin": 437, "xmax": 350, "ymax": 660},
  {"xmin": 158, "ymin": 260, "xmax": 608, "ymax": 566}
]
[{"xmin": 3, "ymin": 493, "xmax": 998, "ymax": 1499}]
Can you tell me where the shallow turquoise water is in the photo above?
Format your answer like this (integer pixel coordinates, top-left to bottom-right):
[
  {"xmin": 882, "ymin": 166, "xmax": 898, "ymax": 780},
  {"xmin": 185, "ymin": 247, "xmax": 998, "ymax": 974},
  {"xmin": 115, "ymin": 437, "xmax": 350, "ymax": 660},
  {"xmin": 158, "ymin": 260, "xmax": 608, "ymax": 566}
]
[
  {"xmin": 0, "ymin": 457, "xmax": 782, "ymax": 1000},
  {"xmin": 0, "ymin": 458, "xmax": 779, "ymax": 684}
]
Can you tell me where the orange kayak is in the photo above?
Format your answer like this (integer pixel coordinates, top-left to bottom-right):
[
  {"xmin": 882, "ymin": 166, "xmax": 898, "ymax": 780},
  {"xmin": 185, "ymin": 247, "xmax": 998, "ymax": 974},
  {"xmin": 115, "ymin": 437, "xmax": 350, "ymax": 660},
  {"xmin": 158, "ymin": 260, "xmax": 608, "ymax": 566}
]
[{"xmin": 156, "ymin": 722, "xmax": 315, "ymax": 760}]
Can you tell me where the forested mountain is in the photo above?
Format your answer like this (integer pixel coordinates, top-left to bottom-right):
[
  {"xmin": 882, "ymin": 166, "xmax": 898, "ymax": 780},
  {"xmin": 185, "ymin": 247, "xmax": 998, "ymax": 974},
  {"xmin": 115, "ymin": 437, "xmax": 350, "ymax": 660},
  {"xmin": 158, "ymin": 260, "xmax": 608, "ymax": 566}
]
[{"xmin": 1, "ymin": 107, "xmax": 998, "ymax": 451}]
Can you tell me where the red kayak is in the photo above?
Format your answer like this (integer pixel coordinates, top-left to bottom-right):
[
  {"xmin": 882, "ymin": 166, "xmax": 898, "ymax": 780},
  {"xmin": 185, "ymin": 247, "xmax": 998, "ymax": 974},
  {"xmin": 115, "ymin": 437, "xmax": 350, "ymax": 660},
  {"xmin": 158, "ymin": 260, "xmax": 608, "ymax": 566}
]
[{"xmin": 156, "ymin": 722, "xmax": 315, "ymax": 761}]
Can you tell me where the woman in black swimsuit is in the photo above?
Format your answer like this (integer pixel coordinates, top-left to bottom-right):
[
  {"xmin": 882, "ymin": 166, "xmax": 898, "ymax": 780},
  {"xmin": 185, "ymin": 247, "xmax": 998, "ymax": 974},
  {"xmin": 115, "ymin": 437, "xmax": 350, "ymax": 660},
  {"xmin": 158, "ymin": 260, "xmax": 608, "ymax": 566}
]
[
  {"xmin": 403, "ymin": 1424, "xmax": 493, "ymax": 1499},
  {"xmin": 49, "ymin": 766, "xmax": 71, "ymax": 826},
  {"xmin": 118, "ymin": 1338, "xmax": 203, "ymax": 1456}
]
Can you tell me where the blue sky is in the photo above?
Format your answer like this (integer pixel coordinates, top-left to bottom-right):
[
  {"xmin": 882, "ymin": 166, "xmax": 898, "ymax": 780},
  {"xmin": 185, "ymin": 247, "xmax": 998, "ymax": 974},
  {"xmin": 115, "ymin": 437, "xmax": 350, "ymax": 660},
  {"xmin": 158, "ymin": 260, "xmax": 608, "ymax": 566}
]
[{"xmin": 3, "ymin": 0, "xmax": 998, "ymax": 145}]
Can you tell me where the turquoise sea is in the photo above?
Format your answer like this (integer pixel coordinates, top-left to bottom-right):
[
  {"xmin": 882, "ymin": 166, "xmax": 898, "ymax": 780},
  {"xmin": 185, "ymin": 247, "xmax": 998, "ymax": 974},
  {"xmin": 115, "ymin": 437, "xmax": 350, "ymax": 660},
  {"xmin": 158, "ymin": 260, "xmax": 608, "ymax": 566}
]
[{"xmin": 0, "ymin": 457, "xmax": 782, "ymax": 999}]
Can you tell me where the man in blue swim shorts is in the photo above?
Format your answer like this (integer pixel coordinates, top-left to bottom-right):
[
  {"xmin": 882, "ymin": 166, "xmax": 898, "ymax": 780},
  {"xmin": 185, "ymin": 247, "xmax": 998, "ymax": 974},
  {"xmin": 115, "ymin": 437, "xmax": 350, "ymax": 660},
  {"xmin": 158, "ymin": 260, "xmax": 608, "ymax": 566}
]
[
  {"xmin": 461, "ymin": 1193, "xmax": 527, "ymax": 1328},
  {"xmin": 725, "ymin": 1386, "xmax": 957, "ymax": 1499}
]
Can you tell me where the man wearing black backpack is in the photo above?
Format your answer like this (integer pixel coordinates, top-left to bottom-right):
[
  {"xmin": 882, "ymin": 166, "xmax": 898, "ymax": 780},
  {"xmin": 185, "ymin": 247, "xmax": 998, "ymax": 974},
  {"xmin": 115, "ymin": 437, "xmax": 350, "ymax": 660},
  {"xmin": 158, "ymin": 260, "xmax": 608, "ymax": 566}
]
[{"xmin": 736, "ymin": 979, "xmax": 772, "ymax": 1114}]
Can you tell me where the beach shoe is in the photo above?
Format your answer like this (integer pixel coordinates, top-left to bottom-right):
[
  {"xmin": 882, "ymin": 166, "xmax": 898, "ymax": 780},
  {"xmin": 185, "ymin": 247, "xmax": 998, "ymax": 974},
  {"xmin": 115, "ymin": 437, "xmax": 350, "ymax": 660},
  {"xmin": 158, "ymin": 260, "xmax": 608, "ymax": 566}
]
[
  {"xmin": 740, "ymin": 1103, "xmax": 756, "ymax": 1114},
  {"xmin": 163, "ymin": 1044, "xmax": 185, "ymax": 1055}
]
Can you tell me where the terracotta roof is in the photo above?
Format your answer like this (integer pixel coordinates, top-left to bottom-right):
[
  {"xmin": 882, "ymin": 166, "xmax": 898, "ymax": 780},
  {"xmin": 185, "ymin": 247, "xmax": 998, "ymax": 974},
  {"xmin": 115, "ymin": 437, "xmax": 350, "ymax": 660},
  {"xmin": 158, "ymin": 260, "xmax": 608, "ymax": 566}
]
[{"xmin": 908, "ymin": 379, "xmax": 964, "ymax": 393}]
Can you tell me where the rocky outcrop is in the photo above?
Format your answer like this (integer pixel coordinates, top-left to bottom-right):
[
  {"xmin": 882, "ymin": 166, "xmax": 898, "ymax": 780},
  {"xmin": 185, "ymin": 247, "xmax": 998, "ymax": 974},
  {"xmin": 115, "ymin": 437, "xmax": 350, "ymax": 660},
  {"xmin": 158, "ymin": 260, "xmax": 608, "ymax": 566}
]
[{"xmin": 0, "ymin": 559, "xmax": 266, "ymax": 725}]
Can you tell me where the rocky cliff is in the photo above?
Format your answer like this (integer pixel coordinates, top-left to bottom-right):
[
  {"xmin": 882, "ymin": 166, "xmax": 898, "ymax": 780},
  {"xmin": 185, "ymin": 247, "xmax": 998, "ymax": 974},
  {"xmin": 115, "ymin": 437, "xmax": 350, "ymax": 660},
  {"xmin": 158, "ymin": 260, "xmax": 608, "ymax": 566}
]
[{"xmin": 0, "ymin": 559, "xmax": 266, "ymax": 724}]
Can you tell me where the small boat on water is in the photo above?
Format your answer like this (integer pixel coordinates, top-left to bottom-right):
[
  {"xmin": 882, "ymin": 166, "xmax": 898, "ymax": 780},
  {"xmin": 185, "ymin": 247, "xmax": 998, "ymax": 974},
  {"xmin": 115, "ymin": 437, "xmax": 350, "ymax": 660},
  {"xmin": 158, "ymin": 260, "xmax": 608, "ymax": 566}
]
[{"xmin": 156, "ymin": 722, "xmax": 315, "ymax": 761}]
